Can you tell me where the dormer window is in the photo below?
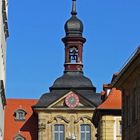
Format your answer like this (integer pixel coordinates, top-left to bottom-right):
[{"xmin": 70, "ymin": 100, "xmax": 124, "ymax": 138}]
[
  {"xmin": 14, "ymin": 134, "xmax": 25, "ymax": 140},
  {"xmin": 14, "ymin": 109, "xmax": 27, "ymax": 121}
]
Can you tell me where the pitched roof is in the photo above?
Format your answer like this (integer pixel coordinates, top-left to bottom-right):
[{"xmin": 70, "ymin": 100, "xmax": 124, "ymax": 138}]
[
  {"xmin": 33, "ymin": 91, "xmax": 101, "ymax": 108},
  {"xmin": 4, "ymin": 99, "xmax": 38, "ymax": 140},
  {"xmin": 93, "ymin": 88, "xmax": 122, "ymax": 127},
  {"xmin": 112, "ymin": 46, "xmax": 140, "ymax": 87},
  {"xmin": 98, "ymin": 88, "xmax": 122, "ymax": 110}
]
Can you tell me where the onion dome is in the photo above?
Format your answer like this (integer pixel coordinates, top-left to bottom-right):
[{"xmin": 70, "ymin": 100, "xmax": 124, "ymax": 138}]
[{"xmin": 64, "ymin": 0, "xmax": 83, "ymax": 37}]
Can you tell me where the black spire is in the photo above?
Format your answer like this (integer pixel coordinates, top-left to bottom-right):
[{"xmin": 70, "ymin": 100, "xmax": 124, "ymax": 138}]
[
  {"xmin": 64, "ymin": 0, "xmax": 83, "ymax": 37},
  {"xmin": 71, "ymin": 0, "xmax": 77, "ymax": 16}
]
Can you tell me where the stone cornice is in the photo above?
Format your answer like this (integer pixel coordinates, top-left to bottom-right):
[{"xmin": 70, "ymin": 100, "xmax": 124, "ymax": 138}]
[{"xmin": 33, "ymin": 108, "xmax": 95, "ymax": 112}]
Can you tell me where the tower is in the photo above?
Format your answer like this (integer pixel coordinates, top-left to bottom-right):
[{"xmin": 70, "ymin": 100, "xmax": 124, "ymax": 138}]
[
  {"xmin": 33, "ymin": 1, "xmax": 101, "ymax": 139},
  {"xmin": 62, "ymin": 0, "xmax": 86, "ymax": 72},
  {"xmin": 49, "ymin": 0, "xmax": 96, "ymax": 93},
  {"xmin": 0, "ymin": 0, "xmax": 8, "ymax": 139}
]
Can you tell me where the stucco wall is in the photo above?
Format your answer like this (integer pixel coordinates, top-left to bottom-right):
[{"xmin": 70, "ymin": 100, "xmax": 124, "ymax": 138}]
[
  {"xmin": 0, "ymin": 97, "xmax": 4, "ymax": 139},
  {"xmin": 0, "ymin": 0, "xmax": 4, "ymax": 138},
  {"xmin": 0, "ymin": 1, "xmax": 6, "ymax": 85},
  {"xmin": 0, "ymin": 0, "xmax": 7, "ymax": 139},
  {"xmin": 0, "ymin": 0, "xmax": 2, "ymax": 82},
  {"xmin": 98, "ymin": 115, "xmax": 121, "ymax": 140},
  {"xmin": 0, "ymin": 0, "xmax": 8, "ymax": 85}
]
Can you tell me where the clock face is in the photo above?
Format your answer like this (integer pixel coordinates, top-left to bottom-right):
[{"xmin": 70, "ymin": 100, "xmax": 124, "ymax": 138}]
[{"xmin": 65, "ymin": 93, "xmax": 79, "ymax": 108}]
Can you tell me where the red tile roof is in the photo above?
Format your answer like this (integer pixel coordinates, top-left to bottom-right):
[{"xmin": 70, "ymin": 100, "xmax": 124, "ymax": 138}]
[
  {"xmin": 98, "ymin": 88, "xmax": 122, "ymax": 110},
  {"xmin": 4, "ymin": 99, "xmax": 38, "ymax": 140}
]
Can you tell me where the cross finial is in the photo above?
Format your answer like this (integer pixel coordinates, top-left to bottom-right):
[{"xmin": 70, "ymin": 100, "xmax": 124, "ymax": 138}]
[{"xmin": 71, "ymin": 0, "xmax": 77, "ymax": 15}]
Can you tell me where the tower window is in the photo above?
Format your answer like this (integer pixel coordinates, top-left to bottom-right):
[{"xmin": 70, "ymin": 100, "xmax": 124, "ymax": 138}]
[
  {"xmin": 69, "ymin": 47, "xmax": 78, "ymax": 63},
  {"xmin": 54, "ymin": 124, "xmax": 64, "ymax": 140},
  {"xmin": 80, "ymin": 124, "xmax": 91, "ymax": 140},
  {"xmin": 14, "ymin": 109, "xmax": 27, "ymax": 121}
]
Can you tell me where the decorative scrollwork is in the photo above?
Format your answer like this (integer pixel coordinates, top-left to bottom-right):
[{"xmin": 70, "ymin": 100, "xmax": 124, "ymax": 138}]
[
  {"xmin": 48, "ymin": 115, "xmax": 70, "ymax": 123},
  {"xmin": 74, "ymin": 116, "xmax": 92, "ymax": 123},
  {"xmin": 55, "ymin": 115, "xmax": 70, "ymax": 123},
  {"xmin": 39, "ymin": 123, "xmax": 46, "ymax": 130}
]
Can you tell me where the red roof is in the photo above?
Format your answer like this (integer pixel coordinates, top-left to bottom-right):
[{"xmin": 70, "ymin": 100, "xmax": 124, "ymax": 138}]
[
  {"xmin": 4, "ymin": 99, "xmax": 38, "ymax": 140},
  {"xmin": 98, "ymin": 88, "xmax": 122, "ymax": 110}
]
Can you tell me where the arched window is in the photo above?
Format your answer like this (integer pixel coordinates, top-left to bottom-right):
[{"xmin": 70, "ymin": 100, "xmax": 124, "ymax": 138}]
[
  {"xmin": 14, "ymin": 134, "xmax": 25, "ymax": 140},
  {"xmin": 15, "ymin": 138, "xmax": 24, "ymax": 140},
  {"xmin": 14, "ymin": 109, "xmax": 27, "ymax": 121},
  {"xmin": 69, "ymin": 47, "xmax": 78, "ymax": 63},
  {"xmin": 80, "ymin": 124, "xmax": 91, "ymax": 140}
]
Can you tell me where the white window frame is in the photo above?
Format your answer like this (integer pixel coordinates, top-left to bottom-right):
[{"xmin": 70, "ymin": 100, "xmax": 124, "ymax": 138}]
[
  {"xmin": 54, "ymin": 124, "xmax": 64, "ymax": 140},
  {"xmin": 118, "ymin": 121, "xmax": 122, "ymax": 136},
  {"xmin": 14, "ymin": 134, "xmax": 25, "ymax": 140},
  {"xmin": 14, "ymin": 109, "xmax": 27, "ymax": 121},
  {"xmin": 80, "ymin": 124, "xmax": 91, "ymax": 140}
]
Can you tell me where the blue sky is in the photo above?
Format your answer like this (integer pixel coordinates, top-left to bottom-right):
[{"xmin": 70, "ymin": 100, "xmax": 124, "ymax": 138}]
[{"xmin": 7, "ymin": 0, "xmax": 140, "ymax": 98}]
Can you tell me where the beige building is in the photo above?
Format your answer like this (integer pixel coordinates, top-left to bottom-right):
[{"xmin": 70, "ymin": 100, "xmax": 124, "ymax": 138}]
[
  {"xmin": 34, "ymin": 91, "xmax": 100, "ymax": 140},
  {"xmin": 0, "ymin": 0, "xmax": 8, "ymax": 139},
  {"xmin": 93, "ymin": 85, "xmax": 122, "ymax": 140},
  {"xmin": 112, "ymin": 47, "xmax": 140, "ymax": 140},
  {"xmin": 33, "ymin": 0, "xmax": 101, "ymax": 139}
]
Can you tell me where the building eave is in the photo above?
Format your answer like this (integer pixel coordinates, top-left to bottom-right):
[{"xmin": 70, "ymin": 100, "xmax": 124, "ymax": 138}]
[
  {"xmin": 33, "ymin": 107, "xmax": 95, "ymax": 115},
  {"xmin": 111, "ymin": 46, "xmax": 140, "ymax": 88}
]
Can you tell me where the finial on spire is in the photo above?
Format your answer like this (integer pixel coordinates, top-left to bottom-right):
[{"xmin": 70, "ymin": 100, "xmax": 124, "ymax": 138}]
[{"xmin": 71, "ymin": 0, "xmax": 77, "ymax": 15}]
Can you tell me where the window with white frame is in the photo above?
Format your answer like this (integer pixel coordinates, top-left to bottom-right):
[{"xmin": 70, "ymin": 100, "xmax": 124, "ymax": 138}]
[
  {"xmin": 14, "ymin": 109, "xmax": 27, "ymax": 121},
  {"xmin": 118, "ymin": 121, "xmax": 122, "ymax": 135},
  {"xmin": 15, "ymin": 138, "xmax": 24, "ymax": 140},
  {"xmin": 54, "ymin": 124, "xmax": 64, "ymax": 140},
  {"xmin": 80, "ymin": 124, "xmax": 91, "ymax": 140},
  {"xmin": 14, "ymin": 134, "xmax": 25, "ymax": 140}
]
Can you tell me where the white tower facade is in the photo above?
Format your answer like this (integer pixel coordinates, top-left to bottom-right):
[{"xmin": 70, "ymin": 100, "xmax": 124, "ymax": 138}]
[{"xmin": 0, "ymin": 0, "xmax": 8, "ymax": 139}]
